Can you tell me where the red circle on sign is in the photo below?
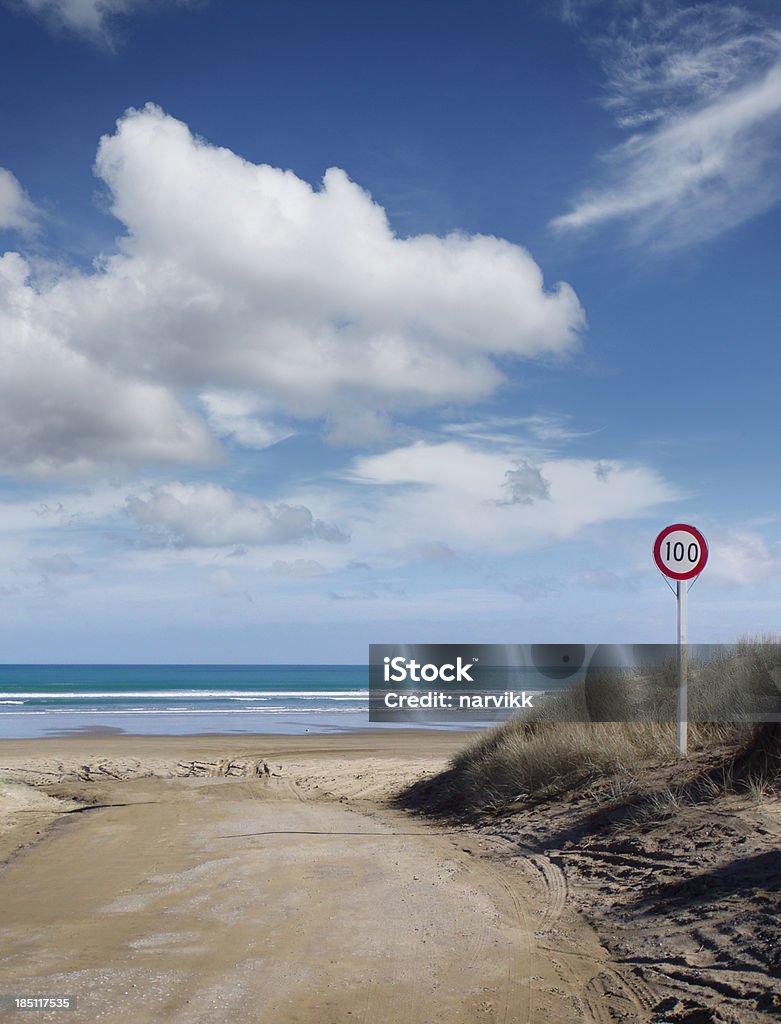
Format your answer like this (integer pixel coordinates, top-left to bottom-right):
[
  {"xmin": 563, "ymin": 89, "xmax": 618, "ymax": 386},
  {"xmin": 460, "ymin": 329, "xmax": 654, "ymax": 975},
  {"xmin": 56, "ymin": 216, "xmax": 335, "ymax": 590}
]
[{"xmin": 653, "ymin": 523, "xmax": 708, "ymax": 580}]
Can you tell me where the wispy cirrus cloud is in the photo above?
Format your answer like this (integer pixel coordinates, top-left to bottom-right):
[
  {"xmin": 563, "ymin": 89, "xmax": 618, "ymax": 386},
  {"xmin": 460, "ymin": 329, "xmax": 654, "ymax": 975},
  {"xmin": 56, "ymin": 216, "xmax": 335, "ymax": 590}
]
[
  {"xmin": 0, "ymin": 167, "xmax": 39, "ymax": 233},
  {"xmin": 11, "ymin": 0, "xmax": 195, "ymax": 45},
  {"xmin": 707, "ymin": 530, "xmax": 781, "ymax": 585},
  {"xmin": 553, "ymin": 1, "xmax": 781, "ymax": 248},
  {"xmin": 346, "ymin": 439, "xmax": 677, "ymax": 551}
]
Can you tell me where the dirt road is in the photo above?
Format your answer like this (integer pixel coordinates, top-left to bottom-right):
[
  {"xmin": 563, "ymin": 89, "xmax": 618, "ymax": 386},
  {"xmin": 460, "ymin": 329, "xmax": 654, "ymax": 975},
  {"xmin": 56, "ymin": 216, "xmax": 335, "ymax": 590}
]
[{"xmin": 0, "ymin": 770, "xmax": 629, "ymax": 1024}]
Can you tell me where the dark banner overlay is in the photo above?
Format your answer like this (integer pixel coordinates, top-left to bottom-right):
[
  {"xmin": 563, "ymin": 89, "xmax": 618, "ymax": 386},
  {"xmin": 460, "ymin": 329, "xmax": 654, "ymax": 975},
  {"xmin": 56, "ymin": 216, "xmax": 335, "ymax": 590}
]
[{"xmin": 369, "ymin": 644, "xmax": 781, "ymax": 724}]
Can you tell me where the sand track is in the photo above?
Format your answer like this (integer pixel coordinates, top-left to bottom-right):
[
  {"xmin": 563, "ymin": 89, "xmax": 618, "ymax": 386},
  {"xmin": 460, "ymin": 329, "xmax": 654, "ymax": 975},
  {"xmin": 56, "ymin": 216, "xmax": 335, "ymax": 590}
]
[{"xmin": 0, "ymin": 762, "xmax": 632, "ymax": 1024}]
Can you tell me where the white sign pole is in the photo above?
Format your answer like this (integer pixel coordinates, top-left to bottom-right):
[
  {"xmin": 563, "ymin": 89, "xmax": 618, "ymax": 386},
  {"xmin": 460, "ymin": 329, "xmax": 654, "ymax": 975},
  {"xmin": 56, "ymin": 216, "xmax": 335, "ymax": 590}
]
[
  {"xmin": 653, "ymin": 523, "xmax": 708, "ymax": 760},
  {"xmin": 677, "ymin": 579, "xmax": 688, "ymax": 757}
]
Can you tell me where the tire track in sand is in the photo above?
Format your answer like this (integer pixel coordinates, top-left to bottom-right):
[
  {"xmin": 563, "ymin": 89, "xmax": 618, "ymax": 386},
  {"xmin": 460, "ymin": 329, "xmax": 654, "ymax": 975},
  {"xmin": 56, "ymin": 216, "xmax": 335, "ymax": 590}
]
[
  {"xmin": 480, "ymin": 836, "xmax": 660, "ymax": 1023},
  {"xmin": 0, "ymin": 773, "xmax": 660, "ymax": 1024}
]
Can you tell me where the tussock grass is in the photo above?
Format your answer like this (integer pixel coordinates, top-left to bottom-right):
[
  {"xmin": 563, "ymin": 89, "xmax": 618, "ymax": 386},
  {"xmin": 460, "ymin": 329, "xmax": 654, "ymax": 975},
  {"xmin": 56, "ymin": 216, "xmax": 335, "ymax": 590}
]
[
  {"xmin": 454, "ymin": 720, "xmax": 679, "ymax": 806},
  {"xmin": 398, "ymin": 638, "xmax": 781, "ymax": 819},
  {"xmin": 690, "ymin": 635, "xmax": 781, "ymax": 722}
]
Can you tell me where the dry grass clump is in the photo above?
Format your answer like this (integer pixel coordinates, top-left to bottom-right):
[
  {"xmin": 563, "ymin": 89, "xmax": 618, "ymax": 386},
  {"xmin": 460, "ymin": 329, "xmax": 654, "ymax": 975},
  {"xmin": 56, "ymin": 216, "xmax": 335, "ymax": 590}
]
[
  {"xmin": 400, "ymin": 718, "xmax": 779, "ymax": 819},
  {"xmin": 397, "ymin": 638, "xmax": 780, "ymax": 819},
  {"xmin": 397, "ymin": 718, "xmax": 690, "ymax": 817},
  {"xmin": 689, "ymin": 635, "xmax": 781, "ymax": 721},
  {"xmin": 452, "ymin": 720, "xmax": 680, "ymax": 812}
]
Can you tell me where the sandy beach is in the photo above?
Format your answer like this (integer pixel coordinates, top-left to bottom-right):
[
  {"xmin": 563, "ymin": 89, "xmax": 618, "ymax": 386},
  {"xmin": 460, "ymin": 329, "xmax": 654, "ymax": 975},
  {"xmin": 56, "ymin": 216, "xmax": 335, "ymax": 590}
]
[
  {"xmin": 1, "ymin": 731, "xmax": 779, "ymax": 1023},
  {"xmin": 0, "ymin": 731, "xmax": 621, "ymax": 1024}
]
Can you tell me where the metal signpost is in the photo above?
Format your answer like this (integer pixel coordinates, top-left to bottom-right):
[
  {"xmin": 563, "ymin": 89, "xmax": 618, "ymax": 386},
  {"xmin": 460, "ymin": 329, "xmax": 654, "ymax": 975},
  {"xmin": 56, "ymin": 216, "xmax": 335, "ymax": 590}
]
[{"xmin": 653, "ymin": 524, "xmax": 709, "ymax": 757}]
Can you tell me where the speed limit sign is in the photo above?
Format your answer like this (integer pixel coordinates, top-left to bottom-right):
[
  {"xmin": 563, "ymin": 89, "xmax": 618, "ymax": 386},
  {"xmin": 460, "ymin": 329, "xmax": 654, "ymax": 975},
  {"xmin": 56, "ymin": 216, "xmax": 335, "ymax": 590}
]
[
  {"xmin": 653, "ymin": 523, "xmax": 708, "ymax": 581},
  {"xmin": 653, "ymin": 523, "xmax": 708, "ymax": 760}
]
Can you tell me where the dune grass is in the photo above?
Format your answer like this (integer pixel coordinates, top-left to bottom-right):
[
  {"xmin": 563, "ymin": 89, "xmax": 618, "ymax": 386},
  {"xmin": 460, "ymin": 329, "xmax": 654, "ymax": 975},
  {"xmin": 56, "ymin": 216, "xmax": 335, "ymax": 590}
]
[{"xmin": 398, "ymin": 639, "xmax": 781, "ymax": 818}]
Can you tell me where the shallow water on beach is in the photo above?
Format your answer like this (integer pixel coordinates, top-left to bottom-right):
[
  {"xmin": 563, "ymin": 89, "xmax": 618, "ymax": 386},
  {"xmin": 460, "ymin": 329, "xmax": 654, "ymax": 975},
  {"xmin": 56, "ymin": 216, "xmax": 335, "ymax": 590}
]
[
  {"xmin": 0, "ymin": 664, "xmax": 364, "ymax": 737},
  {"xmin": 0, "ymin": 664, "xmax": 480, "ymax": 738}
]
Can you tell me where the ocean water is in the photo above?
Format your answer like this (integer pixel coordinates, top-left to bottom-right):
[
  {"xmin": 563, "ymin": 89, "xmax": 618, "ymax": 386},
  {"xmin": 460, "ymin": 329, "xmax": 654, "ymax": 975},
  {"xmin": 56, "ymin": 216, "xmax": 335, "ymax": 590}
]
[{"xmin": 0, "ymin": 664, "xmax": 397, "ymax": 738}]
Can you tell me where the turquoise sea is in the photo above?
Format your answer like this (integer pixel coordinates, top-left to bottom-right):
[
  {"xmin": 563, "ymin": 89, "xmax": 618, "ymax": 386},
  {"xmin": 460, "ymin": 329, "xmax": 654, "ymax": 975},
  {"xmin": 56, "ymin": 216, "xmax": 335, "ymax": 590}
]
[{"xmin": 0, "ymin": 664, "xmax": 393, "ymax": 738}]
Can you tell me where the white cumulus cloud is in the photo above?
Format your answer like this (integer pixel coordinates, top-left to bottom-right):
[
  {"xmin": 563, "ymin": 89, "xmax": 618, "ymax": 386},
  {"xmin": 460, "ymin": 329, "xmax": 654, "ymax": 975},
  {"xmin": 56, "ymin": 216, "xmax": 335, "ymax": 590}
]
[
  {"xmin": 0, "ymin": 104, "xmax": 584, "ymax": 477},
  {"xmin": 87, "ymin": 105, "xmax": 582, "ymax": 406},
  {"xmin": 126, "ymin": 482, "xmax": 347, "ymax": 548},
  {"xmin": 0, "ymin": 252, "xmax": 219, "ymax": 477}
]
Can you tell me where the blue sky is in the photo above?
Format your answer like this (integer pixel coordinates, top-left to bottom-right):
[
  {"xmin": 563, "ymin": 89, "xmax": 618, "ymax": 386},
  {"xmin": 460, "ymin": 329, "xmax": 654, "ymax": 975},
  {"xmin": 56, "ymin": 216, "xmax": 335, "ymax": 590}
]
[{"xmin": 1, "ymin": 0, "xmax": 780, "ymax": 661}]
